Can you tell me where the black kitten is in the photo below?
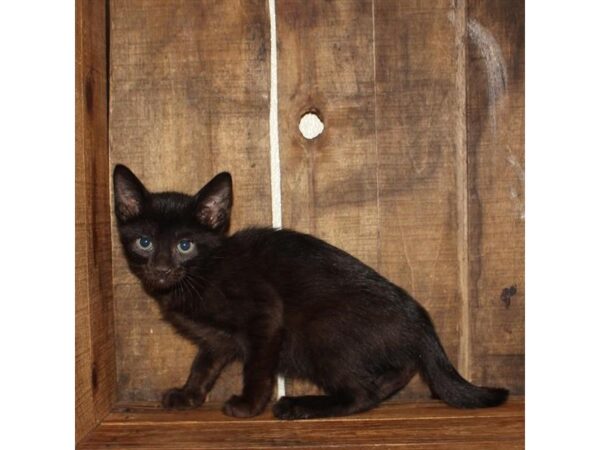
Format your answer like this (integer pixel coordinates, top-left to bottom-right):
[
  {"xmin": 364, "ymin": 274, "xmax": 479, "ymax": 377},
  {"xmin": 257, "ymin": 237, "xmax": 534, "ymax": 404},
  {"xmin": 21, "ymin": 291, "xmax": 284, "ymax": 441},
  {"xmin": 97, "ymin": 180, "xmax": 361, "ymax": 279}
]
[{"xmin": 113, "ymin": 164, "xmax": 508, "ymax": 419}]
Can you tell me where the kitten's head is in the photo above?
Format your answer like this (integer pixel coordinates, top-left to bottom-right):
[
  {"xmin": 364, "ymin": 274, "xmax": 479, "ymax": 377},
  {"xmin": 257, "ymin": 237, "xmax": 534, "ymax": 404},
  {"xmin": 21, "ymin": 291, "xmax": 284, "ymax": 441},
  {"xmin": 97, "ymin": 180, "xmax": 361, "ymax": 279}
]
[{"xmin": 113, "ymin": 164, "xmax": 232, "ymax": 293}]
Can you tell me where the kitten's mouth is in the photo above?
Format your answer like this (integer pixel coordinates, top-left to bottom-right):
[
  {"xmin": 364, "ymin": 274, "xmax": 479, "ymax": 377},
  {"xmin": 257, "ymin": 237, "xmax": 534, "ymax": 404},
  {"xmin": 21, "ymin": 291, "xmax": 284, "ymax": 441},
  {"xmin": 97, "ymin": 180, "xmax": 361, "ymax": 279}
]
[
  {"xmin": 143, "ymin": 270, "xmax": 184, "ymax": 292},
  {"xmin": 145, "ymin": 278, "xmax": 180, "ymax": 292}
]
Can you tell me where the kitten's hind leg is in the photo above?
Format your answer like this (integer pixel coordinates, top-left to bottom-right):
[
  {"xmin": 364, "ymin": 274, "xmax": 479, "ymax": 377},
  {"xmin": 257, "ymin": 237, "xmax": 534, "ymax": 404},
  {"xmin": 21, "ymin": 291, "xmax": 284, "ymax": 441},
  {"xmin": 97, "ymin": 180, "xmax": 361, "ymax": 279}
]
[
  {"xmin": 377, "ymin": 364, "xmax": 419, "ymax": 401},
  {"xmin": 272, "ymin": 389, "xmax": 380, "ymax": 420},
  {"xmin": 272, "ymin": 365, "xmax": 418, "ymax": 420}
]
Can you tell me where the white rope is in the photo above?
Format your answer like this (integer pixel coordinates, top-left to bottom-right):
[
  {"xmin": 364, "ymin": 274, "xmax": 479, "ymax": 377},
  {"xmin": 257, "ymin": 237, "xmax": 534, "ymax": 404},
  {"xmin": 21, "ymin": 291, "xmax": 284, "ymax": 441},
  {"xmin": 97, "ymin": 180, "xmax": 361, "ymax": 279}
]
[{"xmin": 268, "ymin": 0, "xmax": 286, "ymax": 399}]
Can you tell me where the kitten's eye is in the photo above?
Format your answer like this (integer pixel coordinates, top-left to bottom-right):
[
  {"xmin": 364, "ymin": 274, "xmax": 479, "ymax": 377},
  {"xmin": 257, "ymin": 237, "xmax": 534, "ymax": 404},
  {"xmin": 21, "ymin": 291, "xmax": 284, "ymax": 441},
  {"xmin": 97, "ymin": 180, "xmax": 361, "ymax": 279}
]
[
  {"xmin": 177, "ymin": 239, "xmax": 194, "ymax": 254},
  {"xmin": 136, "ymin": 236, "xmax": 153, "ymax": 251}
]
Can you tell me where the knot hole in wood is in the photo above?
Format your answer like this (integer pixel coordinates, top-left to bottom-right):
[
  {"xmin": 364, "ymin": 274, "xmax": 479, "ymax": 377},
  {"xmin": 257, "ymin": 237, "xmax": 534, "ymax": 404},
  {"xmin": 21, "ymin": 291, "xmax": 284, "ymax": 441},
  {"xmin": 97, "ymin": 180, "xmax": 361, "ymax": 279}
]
[{"xmin": 299, "ymin": 110, "xmax": 324, "ymax": 140}]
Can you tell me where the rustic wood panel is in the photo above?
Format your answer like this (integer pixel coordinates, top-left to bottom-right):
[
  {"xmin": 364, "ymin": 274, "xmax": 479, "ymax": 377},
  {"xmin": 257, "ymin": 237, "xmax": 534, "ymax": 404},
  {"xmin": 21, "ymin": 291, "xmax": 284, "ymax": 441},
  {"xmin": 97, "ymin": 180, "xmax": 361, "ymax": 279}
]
[
  {"xmin": 375, "ymin": 0, "xmax": 464, "ymax": 397},
  {"xmin": 78, "ymin": 398, "xmax": 524, "ymax": 449},
  {"xmin": 109, "ymin": 0, "xmax": 271, "ymax": 402},
  {"xmin": 277, "ymin": 0, "xmax": 378, "ymax": 395},
  {"xmin": 76, "ymin": 0, "xmax": 117, "ymax": 443},
  {"xmin": 99, "ymin": 0, "xmax": 524, "ymax": 407},
  {"xmin": 466, "ymin": 0, "xmax": 525, "ymax": 392}
]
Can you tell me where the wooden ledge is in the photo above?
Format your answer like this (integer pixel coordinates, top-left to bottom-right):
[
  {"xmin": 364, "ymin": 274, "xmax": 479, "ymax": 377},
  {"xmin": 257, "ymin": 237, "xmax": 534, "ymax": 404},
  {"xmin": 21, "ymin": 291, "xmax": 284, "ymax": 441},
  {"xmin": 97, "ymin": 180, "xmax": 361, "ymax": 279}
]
[{"xmin": 78, "ymin": 397, "xmax": 524, "ymax": 449}]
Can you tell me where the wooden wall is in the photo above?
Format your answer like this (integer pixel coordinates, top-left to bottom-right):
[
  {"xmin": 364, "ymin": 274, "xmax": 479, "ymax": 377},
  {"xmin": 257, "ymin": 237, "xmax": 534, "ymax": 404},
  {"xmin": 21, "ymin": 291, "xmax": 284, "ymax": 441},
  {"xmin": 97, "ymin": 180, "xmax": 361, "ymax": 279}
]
[
  {"xmin": 466, "ymin": 0, "xmax": 525, "ymax": 392},
  {"xmin": 109, "ymin": 0, "xmax": 271, "ymax": 402},
  {"xmin": 105, "ymin": 0, "xmax": 524, "ymax": 403}
]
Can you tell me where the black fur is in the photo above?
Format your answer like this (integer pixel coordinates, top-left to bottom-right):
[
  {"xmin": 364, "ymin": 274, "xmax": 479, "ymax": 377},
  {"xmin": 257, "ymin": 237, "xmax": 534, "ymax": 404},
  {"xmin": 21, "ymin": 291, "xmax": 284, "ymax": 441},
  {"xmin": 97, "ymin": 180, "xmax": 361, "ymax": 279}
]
[{"xmin": 113, "ymin": 165, "xmax": 508, "ymax": 419}]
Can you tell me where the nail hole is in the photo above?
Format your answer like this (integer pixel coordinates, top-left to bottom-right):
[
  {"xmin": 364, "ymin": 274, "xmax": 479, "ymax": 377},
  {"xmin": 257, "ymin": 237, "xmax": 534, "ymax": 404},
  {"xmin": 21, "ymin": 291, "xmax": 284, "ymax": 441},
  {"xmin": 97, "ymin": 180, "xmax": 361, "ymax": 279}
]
[{"xmin": 299, "ymin": 111, "xmax": 324, "ymax": 140}]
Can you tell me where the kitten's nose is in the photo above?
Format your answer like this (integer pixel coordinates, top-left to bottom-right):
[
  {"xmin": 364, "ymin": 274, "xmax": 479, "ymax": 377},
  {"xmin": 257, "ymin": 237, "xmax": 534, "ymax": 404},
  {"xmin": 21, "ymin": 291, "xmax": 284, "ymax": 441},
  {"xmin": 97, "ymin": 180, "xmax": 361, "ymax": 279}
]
[
  {"xmin": 154, "ymin": 266, "xmax": 172, "ymax": 286},
  {"xmin": 152, "ymin": 254, "xmax": 173, "ymax": 285},
  {"xmin": 153, "ymin": 264, "xmax": 173, "ymax": 285}
]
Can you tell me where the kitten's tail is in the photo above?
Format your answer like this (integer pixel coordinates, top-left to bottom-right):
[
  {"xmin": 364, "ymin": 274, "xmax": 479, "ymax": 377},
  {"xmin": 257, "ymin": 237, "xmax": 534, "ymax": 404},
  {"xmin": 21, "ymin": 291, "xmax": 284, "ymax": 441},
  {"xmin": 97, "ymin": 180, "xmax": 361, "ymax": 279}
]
[{"xmin": 419, "ymin": 332, "xmax": 509, "ymax": 408}]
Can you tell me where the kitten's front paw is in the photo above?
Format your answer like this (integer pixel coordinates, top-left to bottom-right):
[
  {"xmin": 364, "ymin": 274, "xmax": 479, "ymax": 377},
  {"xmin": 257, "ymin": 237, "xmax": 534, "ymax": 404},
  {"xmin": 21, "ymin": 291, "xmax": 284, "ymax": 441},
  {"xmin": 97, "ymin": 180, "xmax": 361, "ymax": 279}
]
[
  {"xmin": 222, "ymin": 395, "xmax": 263, "ymax": 418},
  {"xmin": 161, "ymin": 388, "xmax": 204, "ymax": 410}
]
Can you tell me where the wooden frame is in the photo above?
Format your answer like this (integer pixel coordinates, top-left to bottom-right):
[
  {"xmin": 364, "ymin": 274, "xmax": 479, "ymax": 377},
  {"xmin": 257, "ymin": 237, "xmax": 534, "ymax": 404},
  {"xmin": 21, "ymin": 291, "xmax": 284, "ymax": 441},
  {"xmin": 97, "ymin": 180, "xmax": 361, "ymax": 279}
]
[
  {"xmin": 76, "ymin": 0, "xmax": 116, "ymax": 442},
  {"xmin": 76, "ymin": 0, "xmax": 524, "ymax": 447}
]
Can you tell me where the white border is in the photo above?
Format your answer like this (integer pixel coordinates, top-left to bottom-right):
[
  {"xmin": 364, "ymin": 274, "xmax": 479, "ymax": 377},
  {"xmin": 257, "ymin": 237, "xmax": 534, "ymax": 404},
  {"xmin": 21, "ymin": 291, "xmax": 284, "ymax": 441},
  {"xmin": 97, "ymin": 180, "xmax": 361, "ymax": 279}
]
[{"xmin": 0, "ymin": 2, "xmax": 74, "ymax": 448}]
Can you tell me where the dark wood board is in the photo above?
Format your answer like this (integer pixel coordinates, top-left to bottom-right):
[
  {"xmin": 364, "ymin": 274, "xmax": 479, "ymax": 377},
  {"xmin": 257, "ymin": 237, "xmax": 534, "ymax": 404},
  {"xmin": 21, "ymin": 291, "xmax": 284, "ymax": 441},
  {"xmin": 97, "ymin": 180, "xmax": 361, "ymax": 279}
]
[
  {"xmin": 109, "ymin": 0, "xmax": 272, "ymax": 402},
  {"xmin": 76, "ymin": 0, "xmax": 117, "ymax": 442},
  {"xmin": 374, "ymin": 0, "xmax": 464, "ymax": 397},
  {"xmin": 277, "ymin": 0, "xmax": 469, "ymax": 399},
  {"xmin": 466, "ymin": 0, "xmax": 525, "ymax": 393},
  {"xmin": 276, "ymin": 0, "xmax": 378, "ymax": 396}
]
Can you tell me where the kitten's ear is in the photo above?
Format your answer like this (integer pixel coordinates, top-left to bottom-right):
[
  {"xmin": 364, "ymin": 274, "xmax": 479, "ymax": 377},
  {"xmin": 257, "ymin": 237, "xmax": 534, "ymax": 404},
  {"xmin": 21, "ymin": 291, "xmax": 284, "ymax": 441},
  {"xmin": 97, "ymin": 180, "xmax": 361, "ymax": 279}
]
[
  {"xmin": 113, "ymin": 164, "xmax": 148, "ymax": 222},
  {"xmin": 194, "ymin": 172, "xmax": 232, "ymax": 231}
]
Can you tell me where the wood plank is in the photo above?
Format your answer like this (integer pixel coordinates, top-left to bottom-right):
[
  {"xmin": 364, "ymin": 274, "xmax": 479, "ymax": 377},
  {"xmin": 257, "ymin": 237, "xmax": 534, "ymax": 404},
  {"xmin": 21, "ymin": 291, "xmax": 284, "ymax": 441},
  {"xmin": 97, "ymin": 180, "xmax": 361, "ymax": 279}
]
[
  {"xmin": 276, "ymin": 0, "xmax": 378, "ymax": 396},
  {"xmin": 105, "ymin": 397, "xmax": 523, "ymax": 423},
  {"xmin": 109, "ymin": 0, "xmax": 271, "ymax": 403},
  {"xmin": 76, "ymin": 1, "xmax": 94, "ymax": 438},
  {"xmin": 466, "ymin": 0, "xmax": 525, "ymax": 392},
  {"xmin": 78, "ymin": 398, "xmax": 524, "ymax": 449},
  {"xmin": 375, "ymin": 0, "xmax": 464, "ymax": 398},
  {"xmin": 75, "ymin": 225, "xmax": 95, "ymax": 440},
  {"xmin": 76, "ymin": 0, "xmax": 117, "ymax": 443}
]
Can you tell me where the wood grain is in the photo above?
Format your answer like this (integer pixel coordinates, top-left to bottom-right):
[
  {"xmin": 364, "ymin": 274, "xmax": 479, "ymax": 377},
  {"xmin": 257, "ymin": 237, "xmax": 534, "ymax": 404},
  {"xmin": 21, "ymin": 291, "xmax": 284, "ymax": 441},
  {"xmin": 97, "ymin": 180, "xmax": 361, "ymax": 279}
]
[
  {"xmin": 374, "ymin": 0, "xmax": 464, "ymax": 398},
  {"xmin": 276, "ymin": 0, "xmax": 378, "ymax": 396},
  {"xmin": 78, "ymin": 398, "xmax": 524, "ymax": 449},
  {"xmin": 105, "ymin": 395, "xmax": 522, "ymax": 423},
  {"xmin": 466, "ymin": 0, "xmax": 525, "ymax": 392},
  {"xmin": 109, "ymin": 0, "xmax": 271, "ymax": 402},
  {"xmin": 76, "ymin": 0, "xmax": 117, "ymax": 443}
]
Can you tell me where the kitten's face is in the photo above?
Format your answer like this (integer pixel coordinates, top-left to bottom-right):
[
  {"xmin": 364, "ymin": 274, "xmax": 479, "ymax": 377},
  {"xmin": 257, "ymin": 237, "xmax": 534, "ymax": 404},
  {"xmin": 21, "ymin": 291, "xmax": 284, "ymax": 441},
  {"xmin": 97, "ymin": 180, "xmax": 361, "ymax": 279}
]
[{"xmin": 113, "ymin": 165, "xmax": 232, "ymax": 293}]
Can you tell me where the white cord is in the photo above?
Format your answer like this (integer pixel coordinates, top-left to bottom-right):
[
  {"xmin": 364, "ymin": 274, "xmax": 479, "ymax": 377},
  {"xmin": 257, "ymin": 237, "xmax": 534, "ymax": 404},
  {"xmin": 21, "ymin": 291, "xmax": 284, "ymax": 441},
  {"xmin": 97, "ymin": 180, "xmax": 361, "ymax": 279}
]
[{"xmin": 268, "ymin": 0, "xmax": 286, "ymax": 399}]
